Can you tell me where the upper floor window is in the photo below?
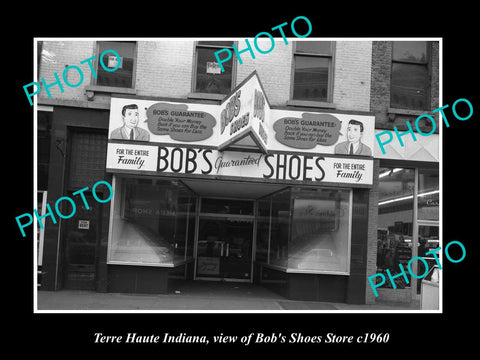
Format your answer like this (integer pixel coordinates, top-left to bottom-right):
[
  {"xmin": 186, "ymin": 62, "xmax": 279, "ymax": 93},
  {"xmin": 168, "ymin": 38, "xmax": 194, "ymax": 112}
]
[
  {"xmin": 391, "ymin": 41, "xmax": 430, "ymax": 110},
  {"xmin": 96, "ymin": 41, "xmax": 136, "ymax": 88},
  {"xmin": 292, "ymin": 41, "xmax": 334, "ymax": 102},
  {"xmin": 194, "ymin": 41, "xmax": 234, "ymax": 95}
]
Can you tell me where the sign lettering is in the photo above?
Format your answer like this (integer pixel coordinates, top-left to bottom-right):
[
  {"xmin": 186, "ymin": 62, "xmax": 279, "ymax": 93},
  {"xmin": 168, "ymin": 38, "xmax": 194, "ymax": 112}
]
[{"xmin": 123, "ymin": 146, "xmax": 374, "ymax": 186}]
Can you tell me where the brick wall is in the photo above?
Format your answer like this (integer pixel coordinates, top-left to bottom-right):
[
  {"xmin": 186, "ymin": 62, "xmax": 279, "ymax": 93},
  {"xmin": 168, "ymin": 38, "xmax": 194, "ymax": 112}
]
[
  {"xmin": 37, "ymin": 39, "xmax": 394, "ymax": 303},
  {"xmin": 136, "ymin": 41, "xmax": 194, "ymax": 98},
  {"xmin": 333, "ymin": 41, "xmax": 372, "ymax": 112},
  {"xmin": 38, "ymin": 39, "xmax": 376, "ymax": 114},
  {"xmin": 236, "ymin": 39, "xmax": 372, "ymax": 110},
  {"xmin": 370, "ymin": 41, "xmax": 392, "ymax": 126},
  {"xmin": 38, "ymin": 41, "xmax": 95, "ymax": 102},
  {"xmin": 235, "ymin": 38, "xmax": 293, "ymax": 106},
  {"xmin": 38, "ymin": 40, "xmax": 196, "ymax": 106},
  {"xmin": 430, "ymin": 41, "xmax": 440, "ymax": 111}
]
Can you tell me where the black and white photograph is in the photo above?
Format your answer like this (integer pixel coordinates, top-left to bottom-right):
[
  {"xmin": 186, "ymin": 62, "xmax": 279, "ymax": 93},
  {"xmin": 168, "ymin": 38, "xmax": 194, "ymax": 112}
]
[
  {"xmin": 32, "ymin": 37, "xmax": 439, "ymax": 312},
  {"xmin": 7, "ymin": 7, "xmax": 478, "ymax": 355}
]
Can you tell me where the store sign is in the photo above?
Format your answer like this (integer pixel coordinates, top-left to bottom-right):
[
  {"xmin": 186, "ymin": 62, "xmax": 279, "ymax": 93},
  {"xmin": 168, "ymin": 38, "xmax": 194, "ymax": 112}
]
[
  {"xmin": 145, "ymin": 102, "xmax": 216, "ymax": 142},
  {"xmin": 269, "ymin": 109, "xmax": 375, "ymax": 156},
  {"xmin": 273, "ymin": 113, "xmax": 342, "ymax": 148},
  {"xmin": 294, "ymin": 199, "xmax": 341, "ymax": 220},
  {"xmin": 152, "ymin": 146, "xmax": 373, "ymax": 186},
  {"xmin": 197, "ymin": 256, "xmax": 220, "ymax": 275},
  {"xmin": 107, "ymin": 71, "xmax": 374, "ymax": 157},
  {"xmin": 293, "ymin": 199, "xmax": 341, "ymax": 233},
  {"xmin": 106, "ymin": 142, "xmax": 373, "ymax": 186},
  {"xmin": 108, "ymin": 97, "xmax": 219, "ymax": 145},
  {"xmin": 218, "ymin": 72, "xmax": 269, "ymax": 153},
  {"xmin": 108, "ymin": 55, "xmax": 122, "ymax": 69},
  {"xmin": 78, "ymin": 220, "xmax": 90, "ymax": 230},
  {"xmin": 206, "ymin": 61, "xmax": 221, "ymax": 74},
  {"xmin": 106, "ymin": 143, "xmax": 159, "ymax": 171}
]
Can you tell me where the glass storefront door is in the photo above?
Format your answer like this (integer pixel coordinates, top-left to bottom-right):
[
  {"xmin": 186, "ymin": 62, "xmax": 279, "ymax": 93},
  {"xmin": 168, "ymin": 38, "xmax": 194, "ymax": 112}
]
[
  {"xmin": 195, "ymin": 198, "xmax": 254, "ymax": 281},
  {"xmin": 377, "ymin": 166, "xmax": 440, "ymax": 301},
  {"xmin": 414, "ymin": 221, "xmax": 439, "ymax": 295}
]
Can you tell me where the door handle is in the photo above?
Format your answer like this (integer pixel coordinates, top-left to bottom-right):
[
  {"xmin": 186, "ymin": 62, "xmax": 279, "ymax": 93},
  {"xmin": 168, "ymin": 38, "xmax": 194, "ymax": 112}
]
[{"xmin": 226, "ymin": 243, "xmax": 229, "ymax": 257}]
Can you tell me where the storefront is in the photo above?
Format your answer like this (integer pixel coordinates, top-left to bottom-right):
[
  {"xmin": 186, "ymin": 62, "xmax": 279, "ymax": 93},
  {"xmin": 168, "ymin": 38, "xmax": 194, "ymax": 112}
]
[
  {"xmin": 375, "ymin": 163, "xmax": 439, "ymax": 302},
  {"xmin": 104, "ymin": 72, "xmax": 376, "ymax": 303},
  {"xmin": 370, "ymin": 116, "xmax": 440, "ymax": 304}
]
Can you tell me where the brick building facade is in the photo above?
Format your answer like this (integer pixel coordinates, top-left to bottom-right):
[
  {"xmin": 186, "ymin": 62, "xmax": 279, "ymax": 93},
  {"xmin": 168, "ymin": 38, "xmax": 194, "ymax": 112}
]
[{"xmin": 36, "ymin": 38, "xmax": 440, "ymax": 306}]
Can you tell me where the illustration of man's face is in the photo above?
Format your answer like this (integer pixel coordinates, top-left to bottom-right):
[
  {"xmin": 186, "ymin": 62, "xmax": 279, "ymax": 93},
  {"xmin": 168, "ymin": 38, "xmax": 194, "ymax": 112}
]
[
  {"xmin": 347, "ymin": 124, "xmax": 362, "ymax": 144},
  {"xmin": 123, "ymin": 108, "xmax": 139, "ymax": 129}
]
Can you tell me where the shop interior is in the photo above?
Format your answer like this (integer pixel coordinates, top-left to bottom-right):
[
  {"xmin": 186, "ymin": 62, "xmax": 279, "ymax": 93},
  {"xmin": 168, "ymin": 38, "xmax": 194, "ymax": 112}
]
[{"xmin": 377, "ymin": 167, "xmax": 439, "ymax": 297}]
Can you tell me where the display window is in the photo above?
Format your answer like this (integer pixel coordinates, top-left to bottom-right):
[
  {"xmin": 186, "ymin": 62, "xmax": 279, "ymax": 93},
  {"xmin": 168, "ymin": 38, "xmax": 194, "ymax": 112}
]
[
  {"xmin": 289, "ymin": 188, "xmax": 351, "ymax": 273},
  {"xmin": 107, "ymin": 176, "xmax": 355, "ymax": 275},
  {"xmin": 418, "ymin": 168, "xmax": 439, "ymax": 221},
  {"xmin": 269, "ymin": 189, "xmax": 291, "ymax": 268},
  {"xmin": 258, "ymin": 187, "xmax": 352, "ymax": 275},
  {"xmin": 376, "ymin": 166, "xmax": 439, "ymax": 294},
  {"xmin": 107, "ymin": 176, "xmax": 196, "ymax": 267},
  {"xmin": 417, "ymin": 167, "xmax": 439, "ymax": 294},
  {"xmin": 377, "ymin": 168, "xmax": 414, "ymax": 287}
]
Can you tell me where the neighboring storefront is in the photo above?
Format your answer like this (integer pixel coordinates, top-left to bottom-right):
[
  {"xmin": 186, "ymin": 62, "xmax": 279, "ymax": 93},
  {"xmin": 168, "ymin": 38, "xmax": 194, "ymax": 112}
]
[
  {"xmin": 39, "ymin": 105, "xmax": 112, "ymax": 292},
  {"xmin": 104, "ymin": 71, "xmax": 376, "ymax": 303},
  {"xmin": 373, "ymin": 132, "xmax": 439, "ymax": 303},
  {"xmin": 367, "ymin": 40, "xmax": 440, "ymax": 305}
]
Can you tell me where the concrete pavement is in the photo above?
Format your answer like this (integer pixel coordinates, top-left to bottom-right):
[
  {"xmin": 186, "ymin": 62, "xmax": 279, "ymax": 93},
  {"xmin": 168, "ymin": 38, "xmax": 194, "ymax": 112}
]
[{"xmin": 36, "ymin": 281, "xmax": 422, "ymax": 311}]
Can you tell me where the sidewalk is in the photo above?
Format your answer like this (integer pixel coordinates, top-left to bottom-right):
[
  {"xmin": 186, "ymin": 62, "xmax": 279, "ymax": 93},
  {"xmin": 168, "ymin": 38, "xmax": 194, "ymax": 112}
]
[{"xmin": 36, "ymin": 281, "xmax": 421, "ymax": 311}]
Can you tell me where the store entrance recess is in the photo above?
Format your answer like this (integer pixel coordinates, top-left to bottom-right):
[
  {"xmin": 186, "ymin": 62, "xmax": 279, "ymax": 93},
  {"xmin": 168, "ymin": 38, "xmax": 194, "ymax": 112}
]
[{"xmin": 195, "ymin": 198, "xmax": 254, "ymax": 282}]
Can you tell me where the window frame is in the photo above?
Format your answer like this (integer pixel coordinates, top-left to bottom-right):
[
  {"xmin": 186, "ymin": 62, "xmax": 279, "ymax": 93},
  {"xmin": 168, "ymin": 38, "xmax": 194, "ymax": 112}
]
[
  {"xmin": 390, "ymin": 41, "xmax": 432, "ymax": 111},
  {"xmin": 290, "ymin": 40, "xmax": 336, "ymax": 105},
  {"xmin": 190, "ymin": 41, "xmax": 236, "ymax": 100},
  {"xmin": 92, "ymin": 40, "xmax": 138, "ymax": 91}
]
